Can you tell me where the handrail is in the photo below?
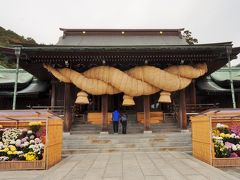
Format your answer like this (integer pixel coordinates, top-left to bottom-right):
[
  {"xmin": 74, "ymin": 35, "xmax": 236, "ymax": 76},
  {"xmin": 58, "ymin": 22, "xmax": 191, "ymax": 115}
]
[
  {"xmin": 27, "ymin": 105, "xmax": 65, "ymax": 109},
  {"xmin": 173, "ymin": 103, "xmax": 219, "ymax": 113},
  {"xmin": 26, "ymin": 105, "xmax": 65, "ymax": 117},
  {"xmin": 175, "ymin": 103, "xmax": 219, "ymax": 107}
]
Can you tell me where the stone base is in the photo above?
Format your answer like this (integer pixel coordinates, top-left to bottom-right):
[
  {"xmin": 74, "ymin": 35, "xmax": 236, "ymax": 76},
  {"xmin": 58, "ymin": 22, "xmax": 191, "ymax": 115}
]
[
  {"xmin": 100, "ymin": 131, "xmax": 109, "ymax": 135},
  {"xmin": 63, "ymin": 132, "xmax": 70, "ymax": 136},
  {"xmin": 181, "ymin": 129, "xmax": 190, "ymax": 133},
  {"xmin": 144, "ymin": 130, "xmax": 152, "ymax": 134}
]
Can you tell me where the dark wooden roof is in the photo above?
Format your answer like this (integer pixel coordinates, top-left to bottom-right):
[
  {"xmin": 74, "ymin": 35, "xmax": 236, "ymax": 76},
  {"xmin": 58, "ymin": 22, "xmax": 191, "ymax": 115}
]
[
  {"xmin": 57, "ymin": 28, "xmax": 187, "ymax": 46},
  {"xmin": 0, "ymin": 42, "xmax": 239, "ymax": 81},
  {"xmin": 59, "ymin": 28, "xmax": 184, "ymax": 36}
]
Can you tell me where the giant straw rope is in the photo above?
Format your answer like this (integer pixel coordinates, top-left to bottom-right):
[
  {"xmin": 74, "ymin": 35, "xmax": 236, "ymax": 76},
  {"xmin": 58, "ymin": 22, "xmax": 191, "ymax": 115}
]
[{"xmin": 44, "ymin": 63, "xmax": 207, "ymax": 100}]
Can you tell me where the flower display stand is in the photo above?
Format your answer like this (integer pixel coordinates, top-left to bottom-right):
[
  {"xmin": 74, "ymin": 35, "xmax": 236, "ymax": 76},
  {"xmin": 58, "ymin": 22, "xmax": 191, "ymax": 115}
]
[
  {"xmin": 0, "ymin": 110, "xmax": 63, "ymax": 170},
  {"xmin": 191, "ymin": 109, "xmax": 240, "ymax": 167}
]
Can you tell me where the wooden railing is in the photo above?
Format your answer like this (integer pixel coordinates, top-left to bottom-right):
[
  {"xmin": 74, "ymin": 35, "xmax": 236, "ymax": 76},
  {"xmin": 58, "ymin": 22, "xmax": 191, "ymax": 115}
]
[
  {"xmin": 87, "ymin": 112, "xmax": 112, "ymax": 125},
  {"xmin": 137, "ymin": 111, "xmax": 163, "ymax": 123},
  {"xmin": 26, "ymin": 105, "xmax": 65, "ymax": 117},
  {"xmin": 169, "ymin": 103, "xmax": 219, "ymax": 124},
  {"xmin": 173, "ymin": 103, "xmax": 219, "ymax": 113}
]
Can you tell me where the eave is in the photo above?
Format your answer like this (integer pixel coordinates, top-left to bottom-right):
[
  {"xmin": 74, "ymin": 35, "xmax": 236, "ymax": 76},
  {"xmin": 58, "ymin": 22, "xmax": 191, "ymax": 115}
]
[{"xmin": 0, "ymin": 43, "xmax": 239, "ymax": 81}]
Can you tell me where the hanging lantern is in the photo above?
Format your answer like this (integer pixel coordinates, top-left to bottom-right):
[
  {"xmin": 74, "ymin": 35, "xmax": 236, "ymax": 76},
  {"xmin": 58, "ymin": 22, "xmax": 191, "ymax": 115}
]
[
  {"xmin": 122, "ymin": 95, "xmax": 135, "ymax": 106},
  {"xmin": 158, "ymin": 91, "xmax": 171, "ymax": 103},
  {"xmin": 75, "ymin": 91, "xmax": 89, "ymax": 104}
]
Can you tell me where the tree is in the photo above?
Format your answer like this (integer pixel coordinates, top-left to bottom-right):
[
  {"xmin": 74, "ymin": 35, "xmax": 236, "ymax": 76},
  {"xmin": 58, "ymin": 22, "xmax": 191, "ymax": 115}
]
[
  {"xmin": 25, "ymin": 37, "xmax": 37, "ymax": 45},
  {"xmin": 0, "ymin": 26, "xmax": 38, "ymax": 68},
  {"xmin": 182, "ymin": 30, "xmax": 198, "ymax": 45}
]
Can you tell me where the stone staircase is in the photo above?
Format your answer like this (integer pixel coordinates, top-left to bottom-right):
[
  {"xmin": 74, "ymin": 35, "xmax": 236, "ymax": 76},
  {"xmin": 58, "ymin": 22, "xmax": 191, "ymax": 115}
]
[
  {"xmin": 62, "ymin": 113, "xmax": 192, "ymax": 154},
  {"xmin": 70, "ymin": 112, "xmax": 181, "ymax": 134},
  {"xmin": 62, "ymin": 132, "xmax": 192, "ymax": 155},
  {"xmin": 65, "ymin": 113, "xmax": 191, "ymax": 155}
]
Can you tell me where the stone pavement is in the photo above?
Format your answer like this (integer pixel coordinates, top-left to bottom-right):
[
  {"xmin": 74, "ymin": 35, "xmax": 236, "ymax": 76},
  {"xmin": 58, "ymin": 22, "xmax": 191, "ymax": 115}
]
[{"xmin": 0, "ymin": 152, "xmax": 238, "ymax": 180}]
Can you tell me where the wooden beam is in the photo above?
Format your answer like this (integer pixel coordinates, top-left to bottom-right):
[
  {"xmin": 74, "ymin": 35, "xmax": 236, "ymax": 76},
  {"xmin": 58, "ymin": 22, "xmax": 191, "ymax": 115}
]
[
  {"xmin": 102, "ymin": 94, "xmax": 108, "ymax": 131},
  {"xmin": 179, "ymin": 89, "xmax": 187, "ymax": 129},
  {"xmin": 64, "ymin": 83, "xmax": 72, "ymax": 132},
  {"xmin": 143, "ymin": 95, "xmax": 150, "ymax": 131}
]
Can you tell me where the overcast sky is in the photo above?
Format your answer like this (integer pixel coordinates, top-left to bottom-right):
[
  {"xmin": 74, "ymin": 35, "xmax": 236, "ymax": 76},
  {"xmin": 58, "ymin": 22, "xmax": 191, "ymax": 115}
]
[{"xmin": 0, "ymin": 0, "xmax": 240, "ymax": 48}]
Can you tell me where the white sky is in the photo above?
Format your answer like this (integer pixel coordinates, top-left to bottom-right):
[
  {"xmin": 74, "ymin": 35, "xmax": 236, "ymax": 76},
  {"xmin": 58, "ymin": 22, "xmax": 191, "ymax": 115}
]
[{"xmin": 0, "ymin": 0, "xmax": 239, "ymax": 63}]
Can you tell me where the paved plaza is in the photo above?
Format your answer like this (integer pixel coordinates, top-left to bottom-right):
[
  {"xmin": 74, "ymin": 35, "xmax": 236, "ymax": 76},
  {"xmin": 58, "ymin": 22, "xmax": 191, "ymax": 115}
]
[{"xmin": 0, "ymin": 151, "xmax": 239, "ymax": 180}]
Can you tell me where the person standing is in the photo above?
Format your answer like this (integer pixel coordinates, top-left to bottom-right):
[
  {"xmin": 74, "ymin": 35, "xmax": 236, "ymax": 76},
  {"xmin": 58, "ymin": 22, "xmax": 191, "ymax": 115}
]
[
  {"xmin": 112, "ymin": 109, "xmax": 120, "ymax": 134},
  {"xmin": 121, "ymin": 112, "xmax": 128, "ymax": 134}
]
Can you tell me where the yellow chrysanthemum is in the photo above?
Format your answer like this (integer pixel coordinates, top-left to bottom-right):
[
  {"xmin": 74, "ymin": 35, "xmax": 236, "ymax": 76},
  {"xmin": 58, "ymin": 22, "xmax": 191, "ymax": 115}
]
[
  {"xmin": 24, "ymin": 152, "xmax": 37, "ymax": 161},
  {"xmin": 29, "ymin": 121, "xmax": 42, "ymax": 126},
  {"xmin": 212, "ymin": 129, "xmax": 220, "ymax": 136},
  {"xmin": 225, "ymin": 134, "xmax": 231, "ymax": 138},
  {"xmin": 12, "ymin": 151, "xmax": 18, "ymax": 155},
  {"xmin": 10, "ymin": 146, "xmax": 16, "ymax": 152},
  {"xmin": 3, "ymin": 148, "xmax": 9, "ymax": 152},
  {"xmin": 219, "ymin": 133, "xmax": 225, "ymax": 138},
  {"xmin": 7, "ymin": 151, "xmax": 13, "ymax": 155}
]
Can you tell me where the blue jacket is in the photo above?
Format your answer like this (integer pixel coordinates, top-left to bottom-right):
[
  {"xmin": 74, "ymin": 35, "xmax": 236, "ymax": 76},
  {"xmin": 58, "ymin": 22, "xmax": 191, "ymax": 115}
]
[{"xmin": 112, "ymin": 110, "xmax": 120, "ymax": 122}]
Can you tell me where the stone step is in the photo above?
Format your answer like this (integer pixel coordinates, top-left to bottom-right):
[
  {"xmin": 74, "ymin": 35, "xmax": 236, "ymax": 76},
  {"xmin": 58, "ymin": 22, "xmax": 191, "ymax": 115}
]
[
  {"xmin": 71, "ymin": 127, "xmax": 102, "ymax": 130},
  {"xmin": 70, "ymin": 130, "xmax": 101, "ymax": 134},
  {"xmin": 64, "ymin": 136, "xmax": 192, "ymax": 141},
  {"xmin": 62, "ymin": 142, "xmax": 192, "ymax": 149},
  {"xmin": 64, "ymin": 132, "xmax": 191, "ymax": 139},
  {"xmin": 64, "ymin": 138, "xmax": 190, "ymax": 146},
  {"xmin": 63, "ymin": 135, "xmax": 192, "ymax": 141},
  {"xmin": 71, "ymin": 127, "xmax": 180, "ymax": 133},
  {"xmin": 71, "ymin": 123, "xmax": 178, "ymax": 127},
  {"xmin": 70, "ymin": 129, "xmax": 181, "ymax": 134},
  {"xmin": 70, "ymin": 128, "xmax": 179, "ymax": 132},
  {"xmin": 63, "ymin": 140, "xmax": 191, "ymax": 144},
  {"xmin": 63, "ymin": 137, "xmax": 192, "ymax": 144},
  {"xmin": 70, "ymin": 125, "xmax": 180, "ymax": 131},
  {"xmin": 70, "ymin": 131, "xmax": 142, "ymax": 135},
  {"xmin": 62, "ymin": 146, "xmax": 192, "ymax": 154},
  {"xmin": 63, "ymin": 141, "xmax": 192, "ymax": 147}
]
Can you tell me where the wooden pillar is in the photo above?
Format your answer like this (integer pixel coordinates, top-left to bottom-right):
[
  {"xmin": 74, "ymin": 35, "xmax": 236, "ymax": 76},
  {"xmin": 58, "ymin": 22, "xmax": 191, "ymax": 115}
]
[
  {"xmin": 92, "ymin": 96, "xmax": 95, "ymax": 111},
  {"xmin": 179, "ymin": 89, "xmax": 187, "ymax": 129},
  {"xmin": 98, "ymin": 96, "xmax": 101, "ymax": 111},
  {"xmin": 102, "ymin": 94, "xmax": 108, "ymax": 131},
  {"xmin": 64, "ymin": 83, "xmax": 72, "ymax": 132},
  {"xmin": 144, "ymin": 95, "xmax": 150, "ymax": 131},
  {"xmin": 191, "ymin": 80, "xmax": 197, "ymax": 106},
  {"xmin": 237, "ymin": 93, "xmax": 240, "ymax": 108},
  {"xmin": 50, "ymin": 80, "xmax": 56, "ymax": 107}
]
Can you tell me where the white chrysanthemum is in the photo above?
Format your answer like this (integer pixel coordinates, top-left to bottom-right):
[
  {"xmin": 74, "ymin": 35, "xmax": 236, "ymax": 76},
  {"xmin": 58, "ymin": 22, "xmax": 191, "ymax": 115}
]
[
  {"xmin": 2, "ymin": 128, "xmax": 22, "ymax": 145},
  {"xmin": 236, "ymin": 144, "xmax": 240, "ymax": 150},
  {"xmin": 216, "ymin": 123, "xmax": 221, "ymax": 128},
  {"xmin": 23, "ymin": 141, "xmax": 29, "ymax": 147},
  {"xmin": 0, "ymin": 142, "xmax": 3, "ymax": 149},
  {"xmin": 232, "ymin": 145, "xmax": 237, "ymax": 151}
]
